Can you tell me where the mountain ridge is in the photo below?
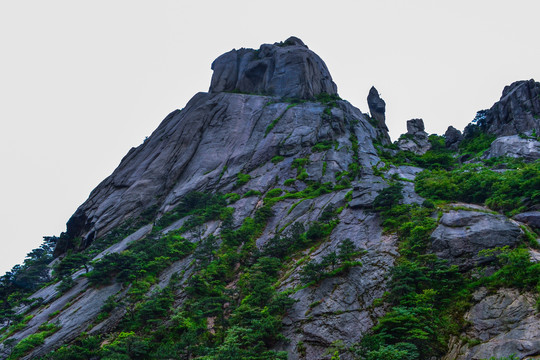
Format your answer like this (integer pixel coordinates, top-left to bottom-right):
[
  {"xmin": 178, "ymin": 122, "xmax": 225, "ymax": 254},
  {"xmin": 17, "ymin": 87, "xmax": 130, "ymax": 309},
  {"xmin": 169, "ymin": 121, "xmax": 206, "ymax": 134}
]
[{"xmin": 0, "ymin": 37, "xmax": 539, "ymax": 360}]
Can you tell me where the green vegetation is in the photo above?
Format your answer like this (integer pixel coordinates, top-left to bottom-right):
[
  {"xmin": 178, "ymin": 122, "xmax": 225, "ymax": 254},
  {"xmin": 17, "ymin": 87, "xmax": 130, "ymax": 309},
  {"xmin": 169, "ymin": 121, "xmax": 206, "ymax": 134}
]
[
  {"xmin": 299, "ymin": 239, "xmax": 363, "ymax": 285},
  {"xmin": 415, "ymin": 161, "xmax": 540, "ymax": 215},
  {"xmin": 235, "ymin": 172, "xmax": 251, "ymax": 188},
  {"xmin": 271, "ymin": 155, "xmax": 284, "ymax": 164},
  {"xmin": 8, "ymin": 323, "xmax": 60, "ymax": 359},
  {"xmin": 377, "ymin": 135, "xmax": 456, "ymax": 171},
  {"xmin": 243, "ymin": 190, "xmax": 262, "ymax": 198},
  {"xmin": 312, "ymin": 140, "xmax": 336, "ymax": 152}
]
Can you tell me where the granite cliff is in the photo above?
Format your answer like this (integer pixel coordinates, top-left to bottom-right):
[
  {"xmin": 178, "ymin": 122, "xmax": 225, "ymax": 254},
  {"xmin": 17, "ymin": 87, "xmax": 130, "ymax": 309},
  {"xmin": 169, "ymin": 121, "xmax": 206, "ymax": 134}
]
[{"xmin": 0, "ymin": 37, "xmax": 539, "ymax": 360}]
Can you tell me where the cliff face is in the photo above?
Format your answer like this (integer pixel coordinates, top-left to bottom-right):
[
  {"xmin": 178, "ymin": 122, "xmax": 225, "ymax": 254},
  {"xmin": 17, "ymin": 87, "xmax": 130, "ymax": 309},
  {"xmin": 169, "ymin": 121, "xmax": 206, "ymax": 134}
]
[
  {"xmin": 1, "ymin": 38, "xmax": 539, "ymax": 360},
  {"xmin": 62, "ymin": 37, "xmax": 365, "ymax": 254}
]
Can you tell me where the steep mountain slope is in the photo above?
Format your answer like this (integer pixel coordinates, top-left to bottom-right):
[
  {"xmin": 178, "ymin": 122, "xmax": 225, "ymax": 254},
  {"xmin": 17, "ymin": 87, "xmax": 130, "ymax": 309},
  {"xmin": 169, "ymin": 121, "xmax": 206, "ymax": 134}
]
[{"xmin": 0, "ymin": 37, "xmax": 539, "ymax": 360}]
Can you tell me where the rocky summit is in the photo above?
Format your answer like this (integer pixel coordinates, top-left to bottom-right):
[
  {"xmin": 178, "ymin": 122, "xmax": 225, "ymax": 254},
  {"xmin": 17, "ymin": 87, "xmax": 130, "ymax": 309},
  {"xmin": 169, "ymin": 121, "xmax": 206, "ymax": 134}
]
[{"xmin": 1, "ymin": 37, "xmax": 539, "ymax": 360}]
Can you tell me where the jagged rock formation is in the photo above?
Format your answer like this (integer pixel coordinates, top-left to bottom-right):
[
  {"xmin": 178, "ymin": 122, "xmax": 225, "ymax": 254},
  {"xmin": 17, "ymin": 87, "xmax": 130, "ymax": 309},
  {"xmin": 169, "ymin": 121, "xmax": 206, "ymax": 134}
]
[
  {"xmin": 1, "ymin": 37, "xmax": 539, "ymax": 360},
  {"xmin": 396, "ymin": 118, "xmax": 431, "ymax": 154},
  {"xmin": 367, "ymin": 86, "xmax": 391, "ymax": 145},
  {"xmin": 444, "ymin": 126, "xmax": 463, "ymax": 150},
  {"xmin": 367, "ymin": 87, "xmax": 386, "ymax": 129},
  {"xmin": 209, "ymin": 36, "xmax": 337, "ymax": 99},
  {"xmin": 479, "ymin": 79, "xmax": 540, "ymax": 137}
]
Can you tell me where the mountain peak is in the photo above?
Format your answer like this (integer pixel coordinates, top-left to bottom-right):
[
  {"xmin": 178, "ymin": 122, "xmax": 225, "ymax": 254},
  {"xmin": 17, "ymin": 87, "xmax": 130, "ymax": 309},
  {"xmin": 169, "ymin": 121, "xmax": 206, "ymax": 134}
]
[{"xmin": 209, "ymin": 37, "xmax": 337, "ymax": 99}]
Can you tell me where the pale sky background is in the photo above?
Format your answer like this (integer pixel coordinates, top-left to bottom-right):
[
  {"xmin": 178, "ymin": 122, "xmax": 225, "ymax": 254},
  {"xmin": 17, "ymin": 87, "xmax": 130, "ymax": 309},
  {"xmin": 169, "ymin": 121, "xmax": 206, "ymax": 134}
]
[{"xmin": 1, "ymin": 0, "xmax": 539, "ymax": 274}]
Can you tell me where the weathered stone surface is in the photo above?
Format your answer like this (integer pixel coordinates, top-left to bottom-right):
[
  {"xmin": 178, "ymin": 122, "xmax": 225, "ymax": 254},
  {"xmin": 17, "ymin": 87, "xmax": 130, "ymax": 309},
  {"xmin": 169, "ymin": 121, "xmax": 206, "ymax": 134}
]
[
  {"xmin": 443, "ymin": 288, "xmax": 540, "ymax": 360},
  {"xmin": 209, "ymin": 36, "xmax": 337, "ymax": 100},
  {"xmin": 397, "ymin": 118, "xmax": 431, "ymax": 155},
  {"xmin": 274, "ymin": 209, "xmax": 399, "ymax": 359},
  {"xmin": 64, "ymin": 91, "xmax": 381, "ymax": 252},
  {"xmin": 445, "ymin": 125, "xmax": 463, "ymax": 150},
  {"xmin": 349, "ymin": 175, "xmax": 387, "ymax": 208},
  {"xmin": 478, "ymin": 79, "xmax": 540, "ymax": 137},
  {"xmin": 431, "ymin": 210, "xmax": 522, "ymax": 269},
  {"xmin": 483, "ymin": 135, "xmax": 540, "ymax": 161},
  {"xmin": 513, "ymin": 211, "xmax": 540, "ymax": 230}
]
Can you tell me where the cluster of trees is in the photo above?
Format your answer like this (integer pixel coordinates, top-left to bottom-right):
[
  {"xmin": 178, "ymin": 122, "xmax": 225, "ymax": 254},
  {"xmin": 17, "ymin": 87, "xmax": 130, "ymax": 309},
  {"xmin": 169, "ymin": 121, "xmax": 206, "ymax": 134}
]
[
  {"xmin": 0, "ymin": 236, "xmax": 56, "ymax": 327},
  {"xmin": 300, "ymin": 239, "xmax": 362, "ymax": 284}
]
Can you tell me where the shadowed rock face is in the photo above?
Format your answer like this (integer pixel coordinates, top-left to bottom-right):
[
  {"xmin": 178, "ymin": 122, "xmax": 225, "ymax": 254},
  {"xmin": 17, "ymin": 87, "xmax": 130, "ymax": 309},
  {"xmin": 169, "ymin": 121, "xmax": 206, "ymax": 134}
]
[
  {"xmin": 444, "ymin": 125, "xmax": 463, "ymax": 150},
  {"xmin": 367, "ymin": 86, "xmax": 386, "ymax": 129},
  {"xmin": 478, "ymin": 79, "xmax": 540, "ymax": 137},
  {"xmin": 209, "ymin": 36, "xmax": 338, "ymax": 99}
]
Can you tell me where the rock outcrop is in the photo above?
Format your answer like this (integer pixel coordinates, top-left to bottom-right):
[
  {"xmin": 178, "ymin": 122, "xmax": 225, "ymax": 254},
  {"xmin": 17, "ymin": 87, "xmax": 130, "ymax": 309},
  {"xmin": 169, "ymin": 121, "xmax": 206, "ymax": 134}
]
[
  {"xmin": 477, "ymin": 79, "xmax": 540, "ymax": 137},
  {"xmin": 209, "ymin": 36, "xmax": 337, "ymax": 100},
  {"xmin": 397, "ymin": 118, "xmax": 431, "ymax": 155},
  {"xmin": 430, "ymin": 209, "xmax": 522, "ymax": 269},
  {"xmin": 367, "ymin": 87, "xmax": 386, "ymax": 130},
  {"xmin": 367, "ymin": 86, "xmax": 391, "ymax": 145},
  {"xmin": 444, "ymin": 288, "xmax": 540, "ymax": 360},
  {"xmin": 483, "ymin": 134, "xmax": 540, "ymax": 161}
]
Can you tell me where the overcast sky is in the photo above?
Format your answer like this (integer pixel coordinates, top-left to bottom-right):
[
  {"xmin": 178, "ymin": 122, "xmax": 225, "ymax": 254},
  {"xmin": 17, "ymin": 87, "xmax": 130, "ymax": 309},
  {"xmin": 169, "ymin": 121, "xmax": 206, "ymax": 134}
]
[{"xmin": 1, "ymin": 0, "xmax": 539, "ymax": 274}]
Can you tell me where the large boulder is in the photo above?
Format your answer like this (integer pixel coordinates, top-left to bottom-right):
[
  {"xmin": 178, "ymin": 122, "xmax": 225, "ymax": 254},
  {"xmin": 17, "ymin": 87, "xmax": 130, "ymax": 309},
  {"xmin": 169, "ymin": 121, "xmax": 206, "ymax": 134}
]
[
  {"xmin": 483, "ymin": 135, "xmax": 540, "ymax": 161},
  {"xmin": 209, "ymin": 36, "xmax": 338, "ymax": 100},
  {"xmin": 430, "ymin": 209, "xmax": 522, "ymax": 269}
]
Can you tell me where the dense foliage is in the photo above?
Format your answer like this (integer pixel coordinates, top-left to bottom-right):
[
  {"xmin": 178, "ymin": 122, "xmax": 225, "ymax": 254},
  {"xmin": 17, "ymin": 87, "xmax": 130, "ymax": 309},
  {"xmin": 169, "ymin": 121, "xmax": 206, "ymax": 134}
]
[{"xmin": 416, "ymin": 161, "xmax": 540, "ymax": 215}]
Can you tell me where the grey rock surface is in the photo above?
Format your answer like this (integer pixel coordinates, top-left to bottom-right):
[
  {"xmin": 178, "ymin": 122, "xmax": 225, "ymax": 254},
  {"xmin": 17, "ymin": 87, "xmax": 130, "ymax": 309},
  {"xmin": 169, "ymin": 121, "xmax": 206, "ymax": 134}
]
[
  {"xmin": 397, "ymin": 118, "xmax": 431, "ymax": 155},
  {"xmin": 349, "ymin": 175, "xmax": 387, "ymax": 208},
  {"xmin": 64, "ymin": 90, "xmax": 382, "ymax": 251},
  {"xmin": 274, "ymin": 210, "xmax": 399, "ymax": 360},
  {"xmin": 484, "ymin": 135, "xmax": 540, "ymax": 161},
  {"xmin": 443, "ymin": 288, "xmax": 540, "ymax": 360},
  {"xmin": 513, "ymin": 211, "xmax": 540, "ymax": 230},
  {"xmin": 209, "ymin": 36, "xmax": 337, "ymax": 100},
  {"xmin": 431, "ymin": 210, "xmax": 522, "ymax": 269}
]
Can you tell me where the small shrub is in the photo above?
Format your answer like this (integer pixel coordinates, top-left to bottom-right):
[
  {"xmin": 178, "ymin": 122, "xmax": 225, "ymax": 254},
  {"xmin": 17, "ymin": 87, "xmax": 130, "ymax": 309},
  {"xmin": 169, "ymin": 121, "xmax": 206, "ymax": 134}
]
[
  {"xmin": 235, "ymin": 173, "xmax": 251, "ymax": 188},
  {"xmin": 271, "ymin": 155, "xmax": 285, "ymax": 164}
]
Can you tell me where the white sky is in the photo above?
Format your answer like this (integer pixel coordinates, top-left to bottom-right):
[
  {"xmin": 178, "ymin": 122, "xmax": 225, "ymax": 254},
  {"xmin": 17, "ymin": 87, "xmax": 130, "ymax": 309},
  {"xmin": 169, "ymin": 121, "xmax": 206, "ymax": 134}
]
[{"xmin": 1, "ymin": 0, "xmax": 539, "ymax": 274}]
